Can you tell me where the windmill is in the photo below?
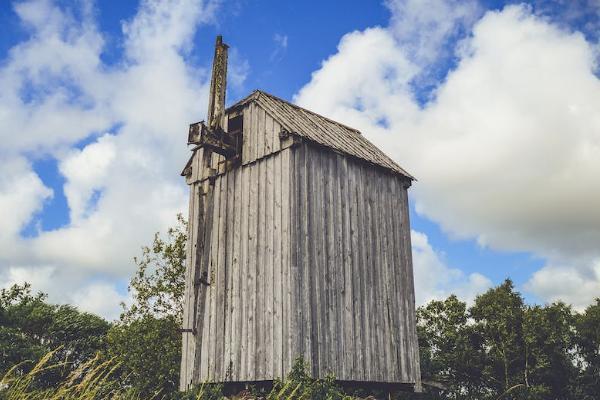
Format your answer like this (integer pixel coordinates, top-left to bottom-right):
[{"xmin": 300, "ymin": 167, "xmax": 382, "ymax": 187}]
[{"xmin": 180, "ymin": 36, "xmax": 421, "ymax": 394}]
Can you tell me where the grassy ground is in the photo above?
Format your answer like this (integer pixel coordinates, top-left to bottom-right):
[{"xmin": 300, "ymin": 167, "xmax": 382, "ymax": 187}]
[{"xmin": 0, "ymin": 351, "xmax": 367, "ymax": 400}]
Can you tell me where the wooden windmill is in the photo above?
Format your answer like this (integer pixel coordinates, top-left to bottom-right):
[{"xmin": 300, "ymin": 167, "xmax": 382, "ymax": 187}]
[{"xmin": 180, "ymin": 36, "xmax": 421, "ymax": 393}]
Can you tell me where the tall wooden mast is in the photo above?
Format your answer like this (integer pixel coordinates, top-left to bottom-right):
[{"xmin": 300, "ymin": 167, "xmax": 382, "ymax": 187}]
[
  {"xmin": 191, "ymin": 35, "xmax": 230, "ymax": 383},
  {"xmin": 207, "ymin": 35, "xmax": 228, "ymax": 130}
]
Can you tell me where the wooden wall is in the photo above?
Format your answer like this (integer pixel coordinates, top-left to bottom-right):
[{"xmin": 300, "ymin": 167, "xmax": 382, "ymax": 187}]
[
  {"xmin": 181, "ymin": 105, "xmax": 421, "ymax": 389},
  {"xmin": 181, "ymin": 147, "xmax": 295, "ymax": 387},
  {"xmin": 241, "ymin": 102, "xmax": 287, "ymax": 165},
  {"xmin": 288, "ymin": 143, "xmax": 420, "ymax": 384}
]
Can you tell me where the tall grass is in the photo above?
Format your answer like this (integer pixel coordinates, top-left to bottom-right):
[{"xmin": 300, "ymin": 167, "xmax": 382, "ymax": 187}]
[
  {"xmin": 0, "ymin": 349, "xmax": 137, "ymax": 400},
  {"xmin": 1, "ymin": 354, "xmax": 358, "ymax": 400}
]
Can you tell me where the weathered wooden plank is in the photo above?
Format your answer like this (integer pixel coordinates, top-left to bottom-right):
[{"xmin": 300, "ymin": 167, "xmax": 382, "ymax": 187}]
[
  {"xmin": 381, "ymin": 175, "xmax": 398, "ymax": 381},
  {"xmin": 360, "ymin": 163, "xmax": 372, "ymax": 382},
  {"xmin": 300, "ymin": 145, "xmax": 313, "ymax": 371},
  {"xmin": 264, "ymin": 155, "xmax": 274, "ymax": 379},
  {"xmin": 209, "ymin": 177, "xmax": 224, "ymax": 380},
  {"xmin": 224, "ymin": 169, "xmax": 236, "ymax": 379},
  {"xmin": 243, "ymin": 105, "xmax": 252, "ymax": 164},
  {"xmin": 272, "ymin": 151, "xmax": 283, "ymax": 378},
  {"xmin": 264, "ymin": 108, "xmax": 273, "ymax": 155},
  {"xmin": 362, "ymin": 162, "xmax": 375, "ymax": 381},
  {"xmin": 198, "ymin": 178, "xmax": 217, "ymax": 380},
  {"xmin": 374, "ymin": 171, "xmax": 388, "ymax": 382},
  {"xmin": 331, "ymin": 153, "xmax": 346, "ymax": 379},
  {"xmin": 257, "ymin": 103, "xmax": 265, "ymax": 161},
  {"xmin": 372, "ymin": 167, "xmax": 385, "ymax": 382},
  {"xmin": 367, "ymin": 169, "xmax": 380, "ymax": 382},
  {"xmin": 214, "ymin": 173, "xmax": 228, "ymax": 379},
  {"xmin": 401, "ymin": 183, "xmax": 420, "ymax": 384},
  {"xmin": 289, "ymin": 147, "xmax": 302, "ymax": 367},
  {"xmin": 350, "ymin": 160, "xmax": 365, "ymax": 381},
  {"xmin": 305, "ymin": 146, "xmax": 321, "ymax": 376},
  {"xmin": 308, "ymin": 149, "xmax": 323, "ymax": 377},
  {"xmin": 239, "ymin": 165, "xmax": 249, "ymax": 380},
  {"xmin": 280, "ymin": 148, "xmax": 293, "ymax": 375},
  {"xmin": 230, "ymin": 168, "xmax": 242, "ymax": 380},
  {"xmin": 254, "ymin": 103, "xmax": 262, "ymax": 162},
  {"xmin": 247, "ymin": 160, "xmax": 258, "ymax": 380},
  {"xmin": 255, "ymin": 157, "xmax": 264, "ymax": 379},
  {"xmin": 272, "ymin": 119, "xmax": 281, "ymax": 153},
  {"xmin": 339, "ymin": 154, "xmax": 355, "ymax": 379},
  {"xmin": 322, "ymin": 151, "xmax": 337, "ymax": 378},
  {"xmin": 392, "ymin": 177, "xmax": 409, "ymax": 382}
]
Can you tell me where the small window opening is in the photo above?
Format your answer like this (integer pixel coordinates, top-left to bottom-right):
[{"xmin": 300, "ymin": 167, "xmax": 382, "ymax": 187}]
[{"xmin": 228, "ymin": 113, "xmax": 243, "ymax": 160}]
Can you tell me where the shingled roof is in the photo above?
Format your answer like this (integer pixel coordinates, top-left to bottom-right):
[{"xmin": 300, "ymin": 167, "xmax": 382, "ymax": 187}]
[{"xmin": 229, "ymin": 90, "xmax": 414, "ymax": 179}]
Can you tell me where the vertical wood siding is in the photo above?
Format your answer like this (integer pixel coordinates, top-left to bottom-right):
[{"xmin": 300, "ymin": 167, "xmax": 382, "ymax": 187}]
[
  {"xmin": 181, "ymin": 102, "xmax": 420, "ymax": 389},
  {"xmin": 184, "ymin": 148, "xmax": 293, "ymax": 384},
  {"xmin": 242, "ymin": 102, "xmax": 290, "ymax": 166},
  {"xmin": 289, "ymin": 144, "xmax": 420, "ymax": 384}
]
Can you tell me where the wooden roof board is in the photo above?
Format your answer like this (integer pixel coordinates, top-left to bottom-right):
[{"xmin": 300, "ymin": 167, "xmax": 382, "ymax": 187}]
[{"xmin": 228, "ymin": 90, "xmax": 414, "ymax": 179}]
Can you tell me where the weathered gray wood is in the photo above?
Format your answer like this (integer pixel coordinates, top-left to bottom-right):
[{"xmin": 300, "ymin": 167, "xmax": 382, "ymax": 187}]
[
  {"xmin": 323, "ymin": 152, "xmax": 336, "ymax": 377},
  {"xmin": 381, "ymin": 176, "xmax": 397, "ymax": 381},
  {"xmin": 231, "ymin": 167, "xmax": 242, "ymax": 381},
  {"xmin": 224, "ymin": 170, "xmax": 235, "ymax": 379},
  {"xmin": 301, "ymin": 145, "xmax": 314, "ymax": 373},
  {"xmin": 339, "ymin": 154, "xmax": 355, "ymax": 379},
  {"xmin": 354, "ymin": 162, "xmax": 367, "ymax": 381},
  {"xmin": 247, "ymin": 160, "xmax": 257, "ymax": 380},
  {"xmin": 256, "ymin": 104, "xmax": 265, "ymax": 162},
  {"xmin": 239, "ymin": 165, "xmax": 249, "ymax": 380},
  {"xmin": 331, "ymin": 154, "xmax": 344, "ymax": 378},
  {"xmin": 243, "ymin": 104, "xmax": 252, "ymax": 164},
  {"xmin": 280, "ymin": 148, "xmax": 293, "ymax": 375},
  {"xmin": 272, "ymin": 151, "xmax": 282, "ymax": 378},
  {"xmin": 182, "ymin": 103, "xmax": 421, "ymax": 388}
]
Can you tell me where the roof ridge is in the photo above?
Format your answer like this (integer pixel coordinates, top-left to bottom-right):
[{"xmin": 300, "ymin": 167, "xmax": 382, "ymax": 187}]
[
  {"xmin": 255, "ymin": 90, "xmax": 362, "ymax": 135},
  {"xmin": 224, "ymin": 89, "xmax": 414, "ymax": 180}
]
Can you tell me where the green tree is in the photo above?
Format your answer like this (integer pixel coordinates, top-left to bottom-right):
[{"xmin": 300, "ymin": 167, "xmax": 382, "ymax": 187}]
[
  {"xmin": 106, "ymin": 214, "xmax": 187, "ymax": 398},
  {"xmin": 417, "ymin": 295, "xmax": 486, "ymax": 399},
  {"xmin": 0, "ymin": 283, "xmax": 111, "ymax": 386},
  {"xmin": 521, "ymin": 302, "xmax": 578, "ymax": 399},
  {"xmin": 122, "ymin": 214, "xmax": 188, "ymax": 323},
  {"xmin": 470, "ymin": 279, "xmax": 528, "ymax": 398},
  {"xmin": 574, "ymin": 298, "xmax": 600, "ymax": 399},
  {"xmin": 107, "ymin": 315, "xmax": 181, "ymax": 398}
]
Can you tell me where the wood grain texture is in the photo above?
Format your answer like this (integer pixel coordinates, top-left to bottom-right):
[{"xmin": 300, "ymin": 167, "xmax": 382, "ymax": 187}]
[{"xmin": 181, "ymin": 101, "xmax": 420, "ymax": 390}]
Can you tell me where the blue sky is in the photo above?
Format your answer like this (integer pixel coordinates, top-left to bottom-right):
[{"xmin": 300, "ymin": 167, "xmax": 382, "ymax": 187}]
[{"xmin": 0, "ymin": 0, "xmax": 599, "ymax": 319}]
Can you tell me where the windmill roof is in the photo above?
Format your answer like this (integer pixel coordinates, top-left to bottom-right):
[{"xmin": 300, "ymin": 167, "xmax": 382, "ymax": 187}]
[{"xmin": 228, "ymin": 90, "xmax": 414, "ymax": 179}]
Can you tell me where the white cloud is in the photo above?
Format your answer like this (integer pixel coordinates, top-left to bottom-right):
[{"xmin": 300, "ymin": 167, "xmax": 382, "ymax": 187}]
[
  {"xmin": 0, "ymin": 157, "xmax": 52, "ymax": 255},
  {"xmin": 72, "ymin": 282, "xmax": 131, "ymax": 321},
  {"xmin": 385, "ymin": 0, "xmax": 481, "ymax": 67},
  {"xmin": 0, "ymin": 0, "xmax": 228, "ymax": 319},
  {"xmin": 0, "ymin": 264, "xmax": 130, "ymax": 320},
  {"xmin": 411, "ymin": 230, "xmax": 492, "ymax": 305},
  {"xmin": 296, "ymin": 3, "xmax": 600, "ymax": 308},
  {"xmin": 526, "ymin": 261, "xmax": 600, "ymax": 311}
]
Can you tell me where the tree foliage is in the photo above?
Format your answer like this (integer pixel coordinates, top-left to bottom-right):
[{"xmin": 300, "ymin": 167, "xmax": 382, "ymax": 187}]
[
  {"xmin": 122, "ymin": 213, "xmax": 187, "ymax": 323},
  {"xmin": 107, "ymin": 315, "xmax": 181, "ymax": 398},
  {"xmin": 105, "ymin": 214, "xmax": 187, "ymax": 397},
  {"xmin": 417, "ymin": 279, "xmax": 598, "ymax": 400},
  {"xmin": 0, "ymin": 283, "xmax": 111, "ymax": 386}
]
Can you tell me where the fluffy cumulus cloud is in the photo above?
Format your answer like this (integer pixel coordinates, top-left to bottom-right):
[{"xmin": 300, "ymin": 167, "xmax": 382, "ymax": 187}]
[
  {"xmin": 0, "ymin": 0, "xmax": 232, "ymax": 319},
  {"xmin": 296, "ymin": 1, "xmax": 600, "ymax": 309},
  {"xmin": 411, "ymin": 230, "xmax": 492, "ymax": 305}
]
